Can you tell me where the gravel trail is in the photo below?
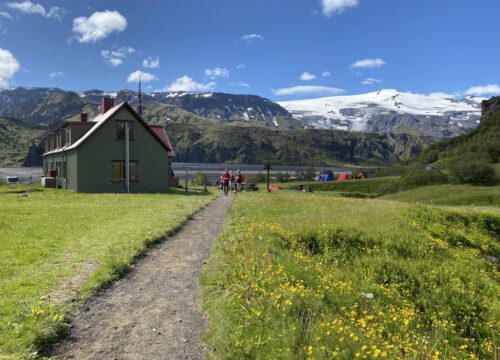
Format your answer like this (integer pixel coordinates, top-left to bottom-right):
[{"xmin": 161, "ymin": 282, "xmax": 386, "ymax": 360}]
[{"xmin": 52, "ymin": 194, "xmax": 234, "ymax": 360}]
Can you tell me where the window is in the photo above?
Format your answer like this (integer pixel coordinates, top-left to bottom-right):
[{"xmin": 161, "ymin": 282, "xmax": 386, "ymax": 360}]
[
  {"xmin": 111, "ymin": 161, "xmax": 138, "ymax": 182},
  {"xmin": 65, "ymin": 127, "xmax": 71, "ymax": 145},
  {"xmin": 116, "ymin": 121, "xmax": 133, "ymax": 141}
]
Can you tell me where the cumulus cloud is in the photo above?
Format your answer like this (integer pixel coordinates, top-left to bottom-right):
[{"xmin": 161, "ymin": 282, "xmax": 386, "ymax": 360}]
[
  {"xmin": 300, "ymin": 72, "xmax": 316, "ymax": 81},
  {"xmin": 236, "ymin": 63, "xmax": 245, "ymax": 70},
  {"xmin": 5, "ymin": 1, "xmax": 65, "ymax": 20},
  {"xmin": 0, "ymin": 48, "xmax": 20, "ymax": 87},
  {"xmin": 322, "ymin": 71, "xmax": 331, "ymax": 77},
  {"xmin": 48, "ymin": 71, "xmax": 63, "ymax": 78},
  {"xmin": 166, "ymin": 75, "xmax": 216, "ymax": 92},
  {"xmin": 101, "ymin": 46, "xmax": 135, "ymax": 67},
  {"xmin": 351, "ymin": 58, "xmax": 386, "ymax": 69},
  {"xmin": 362, "ymin": 77, "xmax": 382, "ymax": 85},
  {"xmin": 465, "ymin": 84, "xmax": 500, "ymax": 96},
  {"xmin": 72, "ymin": 10, "xmax": 127, "ymax": 43},
  {"xmin": 204, "ymin": 67, "xmax": 229, "ymax": 80},
  {"xmin": 127, "ymin": 70, "xmax": 156, "ymax": 84},
  {"xmin": 321, "ymin": 0, "xmax": 359, "ymax": 17},
  {"xmin": 241, "ymin": 34, "xmax": 264, "ymax": 43},
  {"xmin": 143, "ymin": 56, "xmax": 160, "ymax": 69},
  {"xmin": 272, "ymin": 85, "xmax": 345, "ymax": 96},
  {"xmin": 0, "ymin": 12, "xmax": 13, "ymax": 20}
]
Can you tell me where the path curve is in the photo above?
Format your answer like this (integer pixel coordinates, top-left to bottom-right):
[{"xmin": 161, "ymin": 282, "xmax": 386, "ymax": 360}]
[{"xmin": 52, "ymin": 194, "xmax": 233, "ymax": 360}]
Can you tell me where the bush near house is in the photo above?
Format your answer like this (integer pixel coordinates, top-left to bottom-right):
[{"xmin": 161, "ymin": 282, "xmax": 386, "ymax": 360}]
[
  {"xmin": 0, "ymin": 188, "xmax": 215, "ymax": 358},
  {"xmin": 202, "ymin": 192, "xmax": 499, "ymax": 360}
]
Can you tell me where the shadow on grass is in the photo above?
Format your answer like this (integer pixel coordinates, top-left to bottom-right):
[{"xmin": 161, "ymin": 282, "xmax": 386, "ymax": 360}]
[{"xmin": 167, "ymin": 187, "xmax": 217, "ymax": 196}]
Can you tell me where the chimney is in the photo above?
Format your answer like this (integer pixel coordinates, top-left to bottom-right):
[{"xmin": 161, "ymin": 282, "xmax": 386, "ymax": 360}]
[
  {"xmin": 80, "ymin": 112, "xmax": 88, "ymax": 123},
  {"xmin": 101, "ymin": 97, "xmax": 114, "ymax": 114}
]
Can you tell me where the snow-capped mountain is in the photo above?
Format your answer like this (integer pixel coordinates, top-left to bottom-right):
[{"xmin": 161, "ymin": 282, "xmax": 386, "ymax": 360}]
[{"xmin": 279, "ymin": 89, "xmax": 485, "ymax": 137}]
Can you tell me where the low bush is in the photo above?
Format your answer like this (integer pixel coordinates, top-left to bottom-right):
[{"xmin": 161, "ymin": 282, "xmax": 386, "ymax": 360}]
[
  {"xmin": 399, "ymin": 169, "xmax": 448, "ymax": 189},
  {"xmin": 448, "ymin": 161, "xmax": 496, "ymax": 185}
]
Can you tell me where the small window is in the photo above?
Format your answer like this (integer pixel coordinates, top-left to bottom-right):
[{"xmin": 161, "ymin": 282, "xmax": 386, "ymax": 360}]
[
  {"xmin": 111, "ymin": 161, "xmax": 138, "ymax": 182},
  {"xmin": 116, "ymin": 121, "xmax": 133, "ymax": 141}
]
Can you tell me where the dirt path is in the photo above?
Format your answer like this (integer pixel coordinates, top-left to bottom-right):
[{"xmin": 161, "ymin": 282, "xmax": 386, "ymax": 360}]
[{"xmin": 52, "ymin": 194, "xmax": 233, "ymax": 360}]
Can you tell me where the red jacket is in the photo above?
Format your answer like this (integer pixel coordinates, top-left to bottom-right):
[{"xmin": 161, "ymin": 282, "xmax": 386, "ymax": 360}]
[{"xmin": 221, "ymin": 171, "xmax": 231, "ymax": 184}]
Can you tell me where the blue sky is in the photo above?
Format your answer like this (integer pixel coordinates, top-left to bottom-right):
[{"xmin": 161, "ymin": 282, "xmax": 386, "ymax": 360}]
[{"xmin": 0, "ymin": 0, "xmax": 500, "ymax": 100}]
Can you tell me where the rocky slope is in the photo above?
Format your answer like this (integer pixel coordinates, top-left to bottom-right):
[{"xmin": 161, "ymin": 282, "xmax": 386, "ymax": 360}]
[{"xmin": 167, "ymin": 124, "xmax": 433, "ymax": 166}]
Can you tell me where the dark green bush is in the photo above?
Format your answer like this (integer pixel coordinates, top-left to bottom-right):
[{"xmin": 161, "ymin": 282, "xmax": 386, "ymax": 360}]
[
  {"xmin": 399, "ymin": 169, "xmax": 448, "ymax": 189},
  {"xmin": 448, "ymin": 161, "xmax": 496, "ymax": 185}
]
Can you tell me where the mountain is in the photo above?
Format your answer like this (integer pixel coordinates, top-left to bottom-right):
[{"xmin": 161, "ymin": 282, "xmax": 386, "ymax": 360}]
[
  {"xmin": 415, "ymin": 96, "xmax": 500, "ymax": 164},
  {"xmin": 167, "ymin": 124, "xmax": 433, "ymax": 166},
  {"xmin": 279, "ymin": 89, "xmax": 484, "ymax": 137},
  {"xmin": 0, "ymin": 87, "xmax": 300, "ymax": 129}
]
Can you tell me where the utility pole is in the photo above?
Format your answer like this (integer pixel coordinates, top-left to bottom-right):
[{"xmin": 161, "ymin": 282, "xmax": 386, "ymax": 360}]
[
  {"xmin": 185, "ymin": 167, "xmax": 189, "ymax": 192},
  {"xmin": 263, "ymin": 162, "xmax": 272, "ymax": 192}
]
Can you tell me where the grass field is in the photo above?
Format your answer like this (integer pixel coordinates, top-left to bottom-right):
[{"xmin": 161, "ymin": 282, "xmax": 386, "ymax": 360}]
[
  {"xmin": 202, "ymin": 191, "xmax": 499, "ymax": 359},
  {"xmin": 383, "ymin": 184, "xmax": 500, "ymax": 207},
  {"xmin": 0, "ymin": 187, "xmax": 215, "ymax": 359}
]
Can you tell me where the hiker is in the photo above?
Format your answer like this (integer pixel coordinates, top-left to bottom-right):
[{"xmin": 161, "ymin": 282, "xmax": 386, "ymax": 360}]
[
  {"xmin": 229, "ymin": 170, "xmax": 236, "ymax": 193},
  {"xmin": 236, "ymin": 169, "xmax": 245, "ymax": 192},
  {"xmin": 221, "ymin": 169, "xmax": 231, "ymax": 196}
]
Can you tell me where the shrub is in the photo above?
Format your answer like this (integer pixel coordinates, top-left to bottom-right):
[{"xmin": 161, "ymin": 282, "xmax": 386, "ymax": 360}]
[
  {"xmin": 191, "ymin": 171, "xmax": 207, "ymax": 186},
  {"xmin": 300, "ymin": 167, "xmax": 317, "ymax": 181},
  {"xmin": 246, "ymin": 172, "xmax": 266, "ymax": 184},
  {"xmin": 448, "ymin": 161, "xmax": 496, "ymax": 185},
  {"xmin": 400, "ymin": 169, "xmax": 448, "ymax": 189}
]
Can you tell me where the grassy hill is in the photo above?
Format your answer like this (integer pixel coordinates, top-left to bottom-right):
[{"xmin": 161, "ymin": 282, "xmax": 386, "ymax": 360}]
[{"xmin": 0, "ymin": 118, "xmax": 43, "ymax": 167}]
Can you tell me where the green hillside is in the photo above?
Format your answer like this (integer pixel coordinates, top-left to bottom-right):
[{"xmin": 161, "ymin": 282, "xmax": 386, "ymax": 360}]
[{"xmin": 0, "ymin": 118, "xmax": 43, "ymax": 167}]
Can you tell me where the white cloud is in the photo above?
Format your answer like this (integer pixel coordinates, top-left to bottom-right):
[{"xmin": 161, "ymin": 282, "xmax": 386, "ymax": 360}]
[
  {"xmin": 322, "ymin": 71, "xmax": 331, "ymax": 77},
  {"xmin": 101, "ymin": 46, "xmax": 135, "ymax": 67},
  {"xmin": 427, "ymin": 92, "xmax": 456, "ymax": 99},
  {"xmin": 72, "ymin": 10, "xmax": 127, "ymax": 43},
  {"xmin": 166, "ymin": 75, "xmax": 216, "ymax": 92},
  {"xmin": 127, "ymin": 70, "xmax": 156, "ymax": 84},
  {"xmin": 230, "ymin": 82, "xmax": 250, "ymax": 88},
  {"xmin": 0, "ymin": 12, "xmax": 13, "ymax": 20},
  {"xmin": 351, "ymin": 58, "xmax": 386, "ymax": 69},
  {"xmin": 272, "ymin": 85, "xmax": 345, "ymax": 96},
  {"xmin": 0, "ymin": 48, "xmax": 20, "ymax": 87},
  {"xmin": 5, "ymin": 1, "xmax": 65, "ymax": 20},
  {"xmin": 362, "ymin": 77, "xmax": 382, "ymax": 85},
  {"xmin": 300, "ymin": 72, "xmax": 316, "ymax": 81},
  {"xmin": 236, "ymin": 63, "xmax": 246, "ymax": 70},
  {"xmin": 321, "ymin": 0, "xmax": 359, "ymax": 17},
  {"xmin": 241, "ymin": 34, "xmax": 264, "ymax": 43},
  {"xmin": 46, "ymin": 6, "xmax": 65, "ymax": 21},
  {"xmin": 204, "ymin": 67, "xmax": 229, "ymax": 80},
  {"xmin": 48, "ymin": 71, "xmax": 63, "ymax": 78},
  {"xmin": 465, "ymin": 84, "xmax": 500, "ymax": 97},
  {"xmin": 143, "ymin": 56, "xmax": 160, "ymax": 69}
]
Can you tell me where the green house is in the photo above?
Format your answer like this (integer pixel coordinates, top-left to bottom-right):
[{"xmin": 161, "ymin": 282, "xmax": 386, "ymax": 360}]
[{"xmin": 42, "ymin": 98, "xmax": 175, "ymax": 193}]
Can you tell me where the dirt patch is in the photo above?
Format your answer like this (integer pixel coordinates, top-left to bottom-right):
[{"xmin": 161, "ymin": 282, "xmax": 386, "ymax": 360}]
[
  {"xmin": 51, "ymin": 194, "xmax": 233, "ymax": 359},
  {"xmin": 47, "ymin": 260, "xmax": 100, "ymax": 305}
]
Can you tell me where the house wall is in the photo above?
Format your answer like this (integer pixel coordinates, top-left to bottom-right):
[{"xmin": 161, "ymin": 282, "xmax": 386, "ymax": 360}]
[
  {"xmin": 75, "ymin": 108, "xmax": 170, "ymax": 193},
  {"xmin": 42, "ymin": 150, "xmax": 77, "ymax": 191}
]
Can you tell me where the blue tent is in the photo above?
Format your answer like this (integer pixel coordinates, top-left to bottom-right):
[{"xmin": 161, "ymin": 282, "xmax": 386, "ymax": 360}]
[{"xmin": 318, "ymin": 173, "xmax": 334, "ymax": 181}]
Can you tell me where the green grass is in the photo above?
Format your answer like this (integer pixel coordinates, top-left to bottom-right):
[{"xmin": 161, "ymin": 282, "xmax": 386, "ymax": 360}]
[
  {"xmin": 202, "ymin": 192, "xmax": 499, "ymax": 359},
  {"xmin": 261, "ymin": 177, "xmax": 400, "ymax": 197},
  {"xmin": 383, "ymin": 183, "xmax": 500, "ymax": 207},
  {"xmin": 0, "ymin": 187, "xmax": 216, "ymax": 359}
]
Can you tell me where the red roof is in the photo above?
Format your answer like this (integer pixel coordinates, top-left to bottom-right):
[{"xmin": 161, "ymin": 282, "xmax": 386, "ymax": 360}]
[{"xmin": 149, "ymin": 125, "xmax": 175, "ymax": 158}]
